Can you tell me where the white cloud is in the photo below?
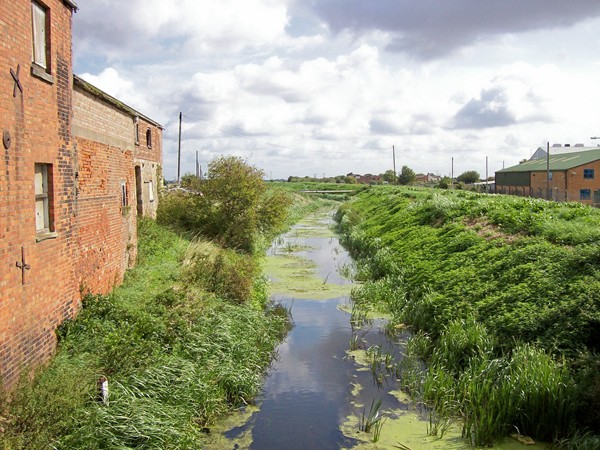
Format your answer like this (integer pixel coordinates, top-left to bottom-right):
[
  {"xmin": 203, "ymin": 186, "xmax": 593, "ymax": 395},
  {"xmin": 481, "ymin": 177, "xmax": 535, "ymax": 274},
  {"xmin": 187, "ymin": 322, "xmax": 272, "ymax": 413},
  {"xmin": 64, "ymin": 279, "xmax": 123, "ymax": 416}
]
[{"xmin": 74, "ymin": 3, "xmax": 600, "ymax": 179}]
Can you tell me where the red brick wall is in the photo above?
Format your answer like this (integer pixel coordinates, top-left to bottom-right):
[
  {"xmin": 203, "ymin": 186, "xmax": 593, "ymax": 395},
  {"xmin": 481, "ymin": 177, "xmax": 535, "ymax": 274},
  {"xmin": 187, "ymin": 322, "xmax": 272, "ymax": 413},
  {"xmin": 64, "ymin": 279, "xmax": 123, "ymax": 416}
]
[
  {"xmin": 1, "ymin": 0, "xmax": 162, "ymax": 389},
  {"xmin": 0, "ymin": 0, "xmax": 78, "ymax": 386},
  {"xmin": 560, "ymin": 161, "xmax": 600, "ymax": 204},
  {"xmin": 74, "ymin": 137, "xmax": 137, "ymax": 295},
  {"xmin": 498, "ymin": 161, "xmax": 600, "ymax": 204}
]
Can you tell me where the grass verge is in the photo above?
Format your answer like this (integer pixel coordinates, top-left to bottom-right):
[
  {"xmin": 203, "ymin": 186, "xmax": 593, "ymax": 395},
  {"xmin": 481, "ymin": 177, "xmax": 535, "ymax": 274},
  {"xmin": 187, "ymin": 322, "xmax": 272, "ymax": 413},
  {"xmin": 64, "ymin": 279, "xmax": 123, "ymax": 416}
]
[{"xmin": 0, "ymin": 218, "xmax": 288, "ymax": 449}]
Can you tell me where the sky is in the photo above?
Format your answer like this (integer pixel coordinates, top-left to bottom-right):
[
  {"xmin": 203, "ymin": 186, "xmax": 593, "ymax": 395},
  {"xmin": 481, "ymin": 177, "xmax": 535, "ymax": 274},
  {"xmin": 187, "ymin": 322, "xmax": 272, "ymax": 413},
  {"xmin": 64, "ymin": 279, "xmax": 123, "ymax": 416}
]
[{"xmin": 72, "ymin": 1, "xmax": 600, "ymax": 181}]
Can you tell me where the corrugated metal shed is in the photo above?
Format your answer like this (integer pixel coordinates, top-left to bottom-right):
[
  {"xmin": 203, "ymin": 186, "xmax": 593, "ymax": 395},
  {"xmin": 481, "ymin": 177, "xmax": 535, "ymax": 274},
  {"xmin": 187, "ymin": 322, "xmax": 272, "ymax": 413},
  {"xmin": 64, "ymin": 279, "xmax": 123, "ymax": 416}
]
[{"xmin": 498, "ymin": 148, "xmax": 600, "ymax": 173}]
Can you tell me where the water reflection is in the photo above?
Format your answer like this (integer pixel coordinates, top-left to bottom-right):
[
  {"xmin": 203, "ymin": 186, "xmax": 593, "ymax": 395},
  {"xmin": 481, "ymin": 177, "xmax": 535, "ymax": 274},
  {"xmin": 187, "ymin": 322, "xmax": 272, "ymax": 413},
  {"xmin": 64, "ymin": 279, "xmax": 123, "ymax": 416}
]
[{"xmin": 245, "ymin": 213, "xmax": 409, "ymax": 449}]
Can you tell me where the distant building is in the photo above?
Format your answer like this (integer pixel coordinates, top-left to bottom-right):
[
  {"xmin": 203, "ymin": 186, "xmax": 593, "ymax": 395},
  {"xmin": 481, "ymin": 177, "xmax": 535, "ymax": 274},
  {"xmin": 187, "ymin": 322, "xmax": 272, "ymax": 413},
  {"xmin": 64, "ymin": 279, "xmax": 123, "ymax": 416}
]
[
  {"xmin": 529, "ymin": 144, "xmax": 598, "ymax": 160},
  {"xmin": 496, "ymin": 148, "xmax": 600, "ymax": 204},
  {"xmin": 416, "ymin": 173, "xmax": 442, "ymax": 184}
]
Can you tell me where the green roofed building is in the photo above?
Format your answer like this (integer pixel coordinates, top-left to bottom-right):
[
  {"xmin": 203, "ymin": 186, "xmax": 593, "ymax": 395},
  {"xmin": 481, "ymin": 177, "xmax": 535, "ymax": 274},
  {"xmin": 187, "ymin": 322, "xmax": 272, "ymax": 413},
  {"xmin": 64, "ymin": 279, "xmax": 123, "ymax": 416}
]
[{"xmin": 495, "ymin": 148, "xmax": 600, "ymax": 204}]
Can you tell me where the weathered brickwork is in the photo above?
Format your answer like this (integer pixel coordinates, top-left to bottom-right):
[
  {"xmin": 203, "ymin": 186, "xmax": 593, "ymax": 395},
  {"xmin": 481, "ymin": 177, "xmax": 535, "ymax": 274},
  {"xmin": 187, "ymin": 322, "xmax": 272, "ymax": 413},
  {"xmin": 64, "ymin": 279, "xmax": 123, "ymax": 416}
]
[
  {"xmin": 1, "ymin": 0, "xmax": 163, "ymax": 388},
  {"xmin": 1, "ymin": 0, "xmax": 79, "ymax": 388},
  {"xmin": 74, "ymin": 136, "xmax": 137, "ymax": 294}
]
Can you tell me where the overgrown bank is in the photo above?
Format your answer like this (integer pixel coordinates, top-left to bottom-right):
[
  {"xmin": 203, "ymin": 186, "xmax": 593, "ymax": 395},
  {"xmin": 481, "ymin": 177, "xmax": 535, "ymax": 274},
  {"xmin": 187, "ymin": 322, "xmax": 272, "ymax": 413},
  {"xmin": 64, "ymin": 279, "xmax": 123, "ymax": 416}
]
[
  {"xmin": 0, "ymin": 157, "xmax": 312, "ymax": 449},
  {"xmin": 335, "ymin": 187, "xmax": 600, "ymax": 447}
]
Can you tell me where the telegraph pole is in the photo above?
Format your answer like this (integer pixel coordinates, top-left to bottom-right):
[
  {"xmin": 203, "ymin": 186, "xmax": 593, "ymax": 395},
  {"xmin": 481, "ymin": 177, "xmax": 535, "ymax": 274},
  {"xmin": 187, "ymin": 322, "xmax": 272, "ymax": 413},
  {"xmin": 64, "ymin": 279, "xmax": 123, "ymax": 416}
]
[
  {"xmin": 177, "ymin": 112, "xmax": 182, "ymax": 184},
  {"xmin": 392, "ymin": 145, "xmax": 397, "ymax": 184},
  {"xmin": 546, "ymin": 141, "xmax": 550, "ymax": 200},
  {"xmin": 486, "ymin": 156, "xmax": 488, "ymax": 192}
]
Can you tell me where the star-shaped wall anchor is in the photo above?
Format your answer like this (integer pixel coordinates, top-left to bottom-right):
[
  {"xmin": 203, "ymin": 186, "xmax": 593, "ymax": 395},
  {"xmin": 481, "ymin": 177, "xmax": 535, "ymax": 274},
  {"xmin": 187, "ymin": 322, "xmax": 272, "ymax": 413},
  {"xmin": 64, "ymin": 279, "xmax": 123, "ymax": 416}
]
[{"xmin": 10, "ymin": 64, "xmax": 23, "ymax": 97}]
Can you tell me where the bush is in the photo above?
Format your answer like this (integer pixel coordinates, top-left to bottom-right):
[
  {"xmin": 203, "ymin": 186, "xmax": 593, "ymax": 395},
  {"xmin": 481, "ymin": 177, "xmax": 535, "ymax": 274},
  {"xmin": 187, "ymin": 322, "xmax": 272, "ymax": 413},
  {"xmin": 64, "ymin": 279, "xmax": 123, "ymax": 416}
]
[{"xmin": 158, "ymin": 156, "xmax": 292, "ymax": 253}]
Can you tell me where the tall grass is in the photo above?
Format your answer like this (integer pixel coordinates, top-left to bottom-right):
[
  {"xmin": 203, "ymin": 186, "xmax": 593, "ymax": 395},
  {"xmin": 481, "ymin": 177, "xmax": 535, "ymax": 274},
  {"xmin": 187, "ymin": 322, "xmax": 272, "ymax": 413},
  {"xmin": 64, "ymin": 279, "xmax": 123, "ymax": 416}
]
[
  {"xmin": 336, "ymin": 185, "xmax": 600, "ymax": 442},
  {"xmin": 399, "ymin": 319, "xmax": 577, "ymax": 447},
  {"xmin": 1, "ymin": 218, "xmax": 289, "ymax": 449}
]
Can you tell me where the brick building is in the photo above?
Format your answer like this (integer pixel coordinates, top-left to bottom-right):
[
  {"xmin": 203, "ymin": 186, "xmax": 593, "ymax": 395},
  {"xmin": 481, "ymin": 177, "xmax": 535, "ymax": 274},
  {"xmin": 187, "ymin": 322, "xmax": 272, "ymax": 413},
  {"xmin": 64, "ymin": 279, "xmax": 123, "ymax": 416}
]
[
  {"xmin": 1, "ymin": 0, "xmax": 162, "ymax": 387},
  {"xmin": 495, "ymin": 148, "xmax": 600, "ymax": 204}
]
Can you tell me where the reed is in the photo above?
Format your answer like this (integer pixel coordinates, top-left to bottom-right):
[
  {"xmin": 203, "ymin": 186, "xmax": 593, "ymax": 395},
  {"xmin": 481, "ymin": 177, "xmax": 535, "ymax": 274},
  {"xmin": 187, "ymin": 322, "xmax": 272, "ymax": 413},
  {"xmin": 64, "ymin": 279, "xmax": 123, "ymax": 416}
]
[{"xmin": 359, "ymin": 398, "xmax": 385, "ymax": 439}]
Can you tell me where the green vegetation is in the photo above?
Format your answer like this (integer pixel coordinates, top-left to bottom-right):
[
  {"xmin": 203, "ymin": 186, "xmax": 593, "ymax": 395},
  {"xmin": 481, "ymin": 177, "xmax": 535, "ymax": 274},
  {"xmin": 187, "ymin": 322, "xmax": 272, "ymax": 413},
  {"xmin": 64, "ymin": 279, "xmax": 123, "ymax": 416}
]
[
  {"xmin": 159, "ymin": 156, "xmax": 293, "ymax": 253},
  {"xmin": 456, "ymin": 170, "xmax": 481, "ymax": 184},
  {"xmin": 336, "ymin": 186, "xmax": 600, "ymax": 447},
  {"xmin": 397, "ymin": 165, "xmax": 416, "ymax": 185},
  {"xmin": 0, "ymin": 157, "xmax": 301, "ymax": 449}
]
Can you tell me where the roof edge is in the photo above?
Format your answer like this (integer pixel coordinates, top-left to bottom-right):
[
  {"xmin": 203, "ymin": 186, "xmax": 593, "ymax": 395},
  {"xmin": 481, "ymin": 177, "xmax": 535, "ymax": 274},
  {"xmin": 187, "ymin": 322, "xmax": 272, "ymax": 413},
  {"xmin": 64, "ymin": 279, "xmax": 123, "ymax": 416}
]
[
  {"xmin": 63, "ymin": 0, "xmax": 78, "ymax": 12},
  {"xmin": 73, "ymin": 74, "xmax": 164, "ymax": 130}
]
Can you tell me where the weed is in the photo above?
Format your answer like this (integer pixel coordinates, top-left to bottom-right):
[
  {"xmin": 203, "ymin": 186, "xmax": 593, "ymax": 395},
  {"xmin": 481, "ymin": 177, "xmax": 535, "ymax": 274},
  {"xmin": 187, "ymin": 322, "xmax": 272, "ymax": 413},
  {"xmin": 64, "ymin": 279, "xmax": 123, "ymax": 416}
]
[{"xmin": 359, "ymin": 398, "xmax": 385, "ymax": 439}]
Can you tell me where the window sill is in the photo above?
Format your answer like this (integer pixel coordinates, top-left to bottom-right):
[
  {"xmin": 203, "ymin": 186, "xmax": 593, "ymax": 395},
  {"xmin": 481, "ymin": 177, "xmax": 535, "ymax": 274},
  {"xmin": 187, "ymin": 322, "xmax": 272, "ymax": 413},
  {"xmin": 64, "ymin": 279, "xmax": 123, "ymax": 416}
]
[
  {"xmin": 36, "ymin": 231, "xmax": 58, "ymax": 243},
  {"xmin": 31, "ymin": 64, "xmax": 54, "ymax": 84}
]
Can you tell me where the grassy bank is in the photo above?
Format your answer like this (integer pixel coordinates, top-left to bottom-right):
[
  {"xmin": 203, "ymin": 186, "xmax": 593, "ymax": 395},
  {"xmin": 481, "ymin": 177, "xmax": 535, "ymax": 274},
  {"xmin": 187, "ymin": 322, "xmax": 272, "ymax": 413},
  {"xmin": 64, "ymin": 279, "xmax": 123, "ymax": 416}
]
[
  {"xmin": 335, "ymin": 186, "xmax": 600, "ymax": 447},
  {"xmin": 0, "ymin": 217, "xmax": 291, "ymax": 449}
]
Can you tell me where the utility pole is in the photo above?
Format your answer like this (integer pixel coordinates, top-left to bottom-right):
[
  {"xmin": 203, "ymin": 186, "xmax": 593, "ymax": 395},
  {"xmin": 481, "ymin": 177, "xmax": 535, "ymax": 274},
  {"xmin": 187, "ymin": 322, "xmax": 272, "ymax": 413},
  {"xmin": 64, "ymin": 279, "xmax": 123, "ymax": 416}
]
[
  {"xmin": 177, "ymin": 112, "xmax": 182, "ymax": 184},
  {"xmin": 546, "ymin": 141, "xmax": 550, "ymax": 200},
  {"xmin": 486, "ymin": 156, "xmax": 488, "ymax": 192},
  {"xmin": 392, "ymin": 145, "xmax": 397, "ymax": 184}
]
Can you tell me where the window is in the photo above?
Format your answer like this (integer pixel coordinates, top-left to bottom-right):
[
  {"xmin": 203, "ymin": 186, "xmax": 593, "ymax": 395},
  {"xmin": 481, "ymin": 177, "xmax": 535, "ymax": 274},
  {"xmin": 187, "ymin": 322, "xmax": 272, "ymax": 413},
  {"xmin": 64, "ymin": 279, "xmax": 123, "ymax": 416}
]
[
  {"xmin": 121, "ymin": 182, "xmax": 128, "ymax": 207},
  {"xmin": 148, "ymin": 180, "xmax": 155, "ymax": 202},
  {"xmin": 146, "ymin": 128, "xmax": 152, "ymax": 148},
  {"xmin": 35, "ymin": 163, "xmax": 52, "ymax": 233},
  {"xmin": 548, "ymin": 171, "xmax": 553, "ymax": 181},
  {"xmin": 580, "ymin": 189, "xmax": 591, "ymax": 200},
  {"xmin": 134, "ymin": 117, "xmax": 139, "ymax": 145},
  {"xmin": 584, "ymin": 168, "xmax": 594, "ymax": 179},
  {"xmin": 31, "ymin": 2, "xmax": 48, "ymax": 69}
]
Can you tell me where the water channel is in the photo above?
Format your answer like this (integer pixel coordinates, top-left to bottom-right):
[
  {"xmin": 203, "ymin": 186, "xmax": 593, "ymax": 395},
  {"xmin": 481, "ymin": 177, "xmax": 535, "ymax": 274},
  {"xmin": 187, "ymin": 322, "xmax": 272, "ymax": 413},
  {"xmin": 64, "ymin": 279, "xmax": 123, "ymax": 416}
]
[{"xmin": 203, "ymin": 209, "xmax": 549, "ymax": 450}]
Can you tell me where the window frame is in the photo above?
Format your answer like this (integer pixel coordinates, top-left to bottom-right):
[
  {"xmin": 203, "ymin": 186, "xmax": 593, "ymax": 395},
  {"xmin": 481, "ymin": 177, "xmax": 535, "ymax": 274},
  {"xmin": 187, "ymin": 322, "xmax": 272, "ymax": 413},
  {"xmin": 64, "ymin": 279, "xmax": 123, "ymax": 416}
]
[
  {"xmin": 146, "ymin": 128, "xmax": 152, "ymax": 149},
  {"xmin": 121, "ymin": 182, "xmax": 128, "ymax": 207},
  {"xmin": 134, "ymin": 117, "xmax": 140, "ymax": 145},
  {"xmin": 31, "ymin": 1, "xmax": 49, "ymax": 71},
  {"xmin": 580, "ymin": 189, "xmax": 591, "ymax": 200},
  {"xmin": 583, "ymin": 168, "xmax": 595, "ymax": 179},
  {"xmin": 148, "ymin": 180, "xmax": 155, "ymax": 203},
  {"xmin": 35, "ymin": 163, "xmax": 55, "ymax": 238}
]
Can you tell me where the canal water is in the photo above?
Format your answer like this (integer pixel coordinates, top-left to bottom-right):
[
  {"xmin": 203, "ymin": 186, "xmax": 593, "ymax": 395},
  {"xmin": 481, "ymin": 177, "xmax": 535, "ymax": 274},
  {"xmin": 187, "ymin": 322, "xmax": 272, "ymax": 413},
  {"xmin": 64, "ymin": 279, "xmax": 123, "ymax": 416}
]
[{"xmin": 203, "ymin": 210, "xmax": 550, "ymax": 450}]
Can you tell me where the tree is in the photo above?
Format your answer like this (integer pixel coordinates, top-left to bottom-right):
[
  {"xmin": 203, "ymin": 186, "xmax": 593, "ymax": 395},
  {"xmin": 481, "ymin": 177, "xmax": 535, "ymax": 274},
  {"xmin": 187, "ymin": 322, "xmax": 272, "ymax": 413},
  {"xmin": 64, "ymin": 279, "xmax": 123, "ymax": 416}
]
[
  {"xmin": 397, "ymin": 165, "xmax": 416, "ymax": 185},
  {"xmin": 436, "ymin": 176, "xmax": 452, "ymax": 189},
  {"xmin": 457, "ymin": 170, "xmax": 480, "ymax": 184},
  {"xmin": 200, "ymin": 156, "xmax": 291, "ymax": 252},
  {"xmin": 382, "ymin": 170, "xmax": 396, "ymax": 183}
]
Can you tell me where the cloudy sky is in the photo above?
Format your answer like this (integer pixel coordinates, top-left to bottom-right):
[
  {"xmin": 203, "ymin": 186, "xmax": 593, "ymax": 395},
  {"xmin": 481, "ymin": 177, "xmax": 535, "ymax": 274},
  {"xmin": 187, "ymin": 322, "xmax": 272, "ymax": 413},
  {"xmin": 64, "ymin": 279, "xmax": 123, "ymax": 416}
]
[{"xmin": 73, "ymin": 1, "xmax": 600, "ymax": 180}]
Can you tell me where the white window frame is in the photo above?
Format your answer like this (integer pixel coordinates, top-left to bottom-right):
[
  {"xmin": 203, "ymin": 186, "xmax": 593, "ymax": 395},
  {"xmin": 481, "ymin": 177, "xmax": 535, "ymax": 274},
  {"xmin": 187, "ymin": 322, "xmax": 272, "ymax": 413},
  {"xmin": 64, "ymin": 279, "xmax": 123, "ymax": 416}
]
[
  {"xmin": 134, "ymin": 117, "xmax": 140, "ymax": 145},
  {"xmin": 148, "ymin": 180, "xmax": 155, "ymax": 202},
  {"xmin": 35, "ymin": 163, "xmax": 50, "ymax": 233},
  {"xmin": 31, "ymin": 2, "xmax": 47, "ymax": 69}
]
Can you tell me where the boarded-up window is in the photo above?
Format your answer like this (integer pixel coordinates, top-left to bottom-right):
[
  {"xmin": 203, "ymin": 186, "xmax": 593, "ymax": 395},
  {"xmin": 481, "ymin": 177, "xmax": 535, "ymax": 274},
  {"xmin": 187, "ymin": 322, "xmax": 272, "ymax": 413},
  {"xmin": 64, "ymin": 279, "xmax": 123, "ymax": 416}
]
[
  {"xmin": 31, "ymin": 2, "xmax": 47, "ymax": 69},
  {"xmin": 35, "ymin": 163, "xmax": 51, "ymax": 232}
]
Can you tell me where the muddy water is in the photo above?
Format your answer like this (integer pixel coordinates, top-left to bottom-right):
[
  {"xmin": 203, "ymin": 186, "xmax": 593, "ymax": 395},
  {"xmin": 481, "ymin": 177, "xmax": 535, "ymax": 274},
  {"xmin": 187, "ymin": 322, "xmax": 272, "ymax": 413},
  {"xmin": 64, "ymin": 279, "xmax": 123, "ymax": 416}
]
[{"xmin": 203, "ymin": 210, "xmax": 550, "ymax": 450}]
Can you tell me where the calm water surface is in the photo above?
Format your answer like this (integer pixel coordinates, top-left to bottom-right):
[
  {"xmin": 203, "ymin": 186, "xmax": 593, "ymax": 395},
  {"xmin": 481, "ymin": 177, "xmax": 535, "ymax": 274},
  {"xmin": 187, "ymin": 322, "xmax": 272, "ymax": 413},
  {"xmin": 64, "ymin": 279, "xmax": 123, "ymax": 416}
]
[
  {"xmin": 209, "ymin": 211, "xmax": 549, "ymax": 450},
  {"xmin": 230, "ymin": 212, "xmax": 410, "ymax": 449}
]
